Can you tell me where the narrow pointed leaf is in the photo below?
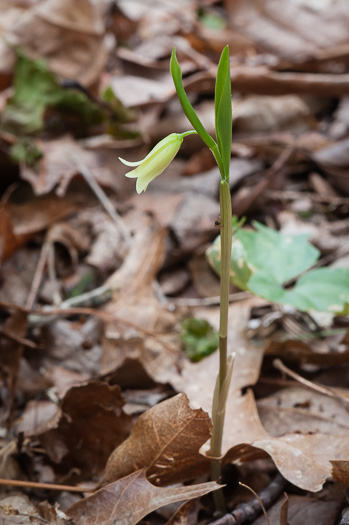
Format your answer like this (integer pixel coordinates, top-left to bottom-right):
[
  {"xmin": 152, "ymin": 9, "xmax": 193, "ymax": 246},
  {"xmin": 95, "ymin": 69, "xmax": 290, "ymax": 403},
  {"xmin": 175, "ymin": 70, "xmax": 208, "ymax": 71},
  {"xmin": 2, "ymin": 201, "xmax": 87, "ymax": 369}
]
[
  {"xmin": 215, "ymin": 46, "xmax": 232, "ymax": 181},
  {"xmin": 170, "ymin": 49, "xmax": 216, "ymax": 152}
]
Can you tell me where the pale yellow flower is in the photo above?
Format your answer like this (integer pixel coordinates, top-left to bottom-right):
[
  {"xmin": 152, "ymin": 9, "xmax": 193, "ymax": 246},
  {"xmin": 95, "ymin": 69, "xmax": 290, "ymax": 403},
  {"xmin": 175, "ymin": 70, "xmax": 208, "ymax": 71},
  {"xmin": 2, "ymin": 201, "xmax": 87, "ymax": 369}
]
[{"xmin": 119, "ymin": 131, "xmax": 196, "ymax": 193}]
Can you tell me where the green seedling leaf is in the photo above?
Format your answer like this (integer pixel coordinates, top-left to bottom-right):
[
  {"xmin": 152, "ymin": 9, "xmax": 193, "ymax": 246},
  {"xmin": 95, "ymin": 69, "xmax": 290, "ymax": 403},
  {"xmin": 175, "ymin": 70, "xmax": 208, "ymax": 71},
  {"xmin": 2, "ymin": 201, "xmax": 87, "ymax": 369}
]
[
  {"xmin": 181, "ymin": 318, "xmax": 219, "ymax": 362},
  {"xmin": 215, "ymin": 46, "xmax": 232, "ymax": 181}
]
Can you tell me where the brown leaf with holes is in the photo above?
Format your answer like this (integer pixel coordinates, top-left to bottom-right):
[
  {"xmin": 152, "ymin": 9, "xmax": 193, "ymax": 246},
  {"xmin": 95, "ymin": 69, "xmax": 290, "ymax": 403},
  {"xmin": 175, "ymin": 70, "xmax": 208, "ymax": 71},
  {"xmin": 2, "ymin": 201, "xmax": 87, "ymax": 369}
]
[
  {"xmin": 102, "ymin": 393, "xmax": 212, "ymax": 486},
  {"xmin": 38, "ymin": 381, "xmax": 132, "ymax": 479},
  {"xmin": 67, "ymin": 469, "xmax": 219, "ymax": 525}
]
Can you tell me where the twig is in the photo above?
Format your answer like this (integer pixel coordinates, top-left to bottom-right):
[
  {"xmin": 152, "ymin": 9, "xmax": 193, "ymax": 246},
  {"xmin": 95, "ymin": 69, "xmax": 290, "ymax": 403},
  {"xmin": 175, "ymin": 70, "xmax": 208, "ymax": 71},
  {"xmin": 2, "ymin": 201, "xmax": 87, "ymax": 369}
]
[
  {"xmin": 71, "ymin": 154, "xmax": 131, "ymax": 246},
  {"xmin": 170, "ymin": 291, "xmax": 250, "ymax": 307},
  {"xmin": 239, "ymin": 482, "xmax": 270, "ymax": 525},
  {"xmin": 273, "ymin": 359, "xmax": 349, "ymax": 405},
  {"xmin": 208, "ymin": 473, "xmax": 287, "ymax": 525},
  {"xmin": 26, "ymin": 239, "xmax": 50, "ymax": 310},
  {"xmin": 279, "ymin": 493, "xmax": 289, "ymax": 525},
  {"xmin": 0, "ymin": 328, "xmax": 42, "ymax": 350},
  {"xmin": 0, "ymin": 300, "xmax": 179, "ymax": 356},
  {"xmin": 0, "ymin": 478, "xmax": 94, "ymax": 493}
]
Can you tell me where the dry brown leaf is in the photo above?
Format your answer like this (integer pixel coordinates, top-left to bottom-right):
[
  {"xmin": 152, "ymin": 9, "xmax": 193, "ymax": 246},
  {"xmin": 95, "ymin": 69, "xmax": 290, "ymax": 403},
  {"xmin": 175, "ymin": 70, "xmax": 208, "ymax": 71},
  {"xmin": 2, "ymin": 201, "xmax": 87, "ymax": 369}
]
[
  {"xmin": 331, "ymin": 460, "xmax": 349, "ymax": 485},
  {"xmin": 6, "ymin": 0, "xmax": 108, "ymax": 86},
  {"xmin": 102, "ymin": 393, "xmax": 212, "ymax": 486},
  {"xmin": 165, "ymin": 500, "xmax": 200, "ymax": 525},
  {"xmin": 253, "ymin": 484, "xmax": 344, "ymax": 525},
  {"xmin": 67, "ymin": 469, "xmax": 219, "ymax": 525},
  {"xmin": 20, "ymin": 136, "xmax": 134, "ymax": 197},
  {"xmin": 38, "ymin": 381, "xmax": 132, "ymax": 479},
  {"xmin": 0, "ymin": 495, "xmax": 72, "ymax": 525},
  {"xmin": 0, "ymin": 196, "xmax": 76, "ymax": 262},
  {"xmin": 102, "ymin": 216, "xmax": 184, "ymax": 386},
  {"xmin": 225, "ymin": 0, "xmax": 349, "ymax": 64}
]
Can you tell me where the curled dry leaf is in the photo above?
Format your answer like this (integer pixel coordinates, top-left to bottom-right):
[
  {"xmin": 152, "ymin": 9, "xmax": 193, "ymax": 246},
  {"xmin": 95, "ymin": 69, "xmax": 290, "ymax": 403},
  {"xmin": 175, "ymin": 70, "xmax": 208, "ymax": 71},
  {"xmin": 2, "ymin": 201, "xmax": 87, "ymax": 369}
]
[
  {"xmin": 102, "ymin": 393, "xmax": 212, "ymax": 486},
  {"xmin": 38, "ymin": 381, "xmax": 132, "ymax": 479},
  {"xmin": 67, "ymin": 469, "xmax": 220, "ymax": 525}
]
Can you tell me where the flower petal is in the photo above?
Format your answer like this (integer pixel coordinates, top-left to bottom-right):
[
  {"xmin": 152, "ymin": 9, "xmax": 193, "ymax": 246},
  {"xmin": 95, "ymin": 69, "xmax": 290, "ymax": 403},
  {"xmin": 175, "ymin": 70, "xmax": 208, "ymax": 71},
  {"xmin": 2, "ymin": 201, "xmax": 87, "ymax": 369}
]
[{"xmin": 118, "ymin": 157, "xmax": 143, "ymax": 167}]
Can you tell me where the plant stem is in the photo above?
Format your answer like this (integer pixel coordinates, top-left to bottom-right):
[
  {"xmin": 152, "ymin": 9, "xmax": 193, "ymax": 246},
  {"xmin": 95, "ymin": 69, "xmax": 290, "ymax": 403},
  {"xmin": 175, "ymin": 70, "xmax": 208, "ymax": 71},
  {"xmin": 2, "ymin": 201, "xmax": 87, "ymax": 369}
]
[{"xmin": 210, "ymin": 180, "xmax": 233, "ymax": 513}]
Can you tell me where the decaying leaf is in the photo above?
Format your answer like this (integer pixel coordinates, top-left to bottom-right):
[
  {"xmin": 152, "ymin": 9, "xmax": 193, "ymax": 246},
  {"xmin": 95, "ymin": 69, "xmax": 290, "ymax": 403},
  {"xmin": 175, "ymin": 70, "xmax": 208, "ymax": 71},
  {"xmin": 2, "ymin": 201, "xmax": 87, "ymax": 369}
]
[
  {"xmin": 38, "ymin": 381, "xmax": 132, "ymax": 479},
  {"xmin": 67, "ymin": 469, "xmax": 220, "ymax": 525},
  {"xmin": 103, "ymin": 393, "xmax": 212, "ymax": 486}
]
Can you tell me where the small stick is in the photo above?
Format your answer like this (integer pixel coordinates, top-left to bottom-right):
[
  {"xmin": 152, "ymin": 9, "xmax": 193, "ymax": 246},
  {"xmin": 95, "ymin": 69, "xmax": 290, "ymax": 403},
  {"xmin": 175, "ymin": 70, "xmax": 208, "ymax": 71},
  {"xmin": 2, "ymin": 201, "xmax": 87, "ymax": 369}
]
[
  {"xmin": 239, "ymin": 482, "xmax": 270, "ymax": 525},
  {"xmin": 25, "ymin": 239, "xmax": 50, "ymax": 310},
  {"xmin": 72, "ymin": 154, "xmax": 130, "ymax": 246},
  {"xmin": 273, "ymin": 359, "xmax": 349, "ymax": 405},
  {"xmin": 208, "ymin": 472, "xmax": 287, "ymax": 525},
  {"xmin": 0, "ymin": 478, "xmax": 94, "ymax": 493},
  {"xmin": 0, "ymin": 328, "xmax": 42, "ymax": 350},
  {"xmin": 170, "ymin": 291, "xmax": 249, "ymax": 307}
]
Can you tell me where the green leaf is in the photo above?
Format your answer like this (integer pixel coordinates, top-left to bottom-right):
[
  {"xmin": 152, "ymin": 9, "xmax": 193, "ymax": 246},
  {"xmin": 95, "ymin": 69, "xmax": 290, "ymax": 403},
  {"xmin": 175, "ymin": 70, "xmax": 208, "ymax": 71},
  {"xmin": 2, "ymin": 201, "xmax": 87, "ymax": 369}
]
[
  {"xmin": 206, "ymin": 222, "xmax": 349, "ymax": 313},
  {"xmin": 170, "ymin": 49, "xmax": 217, "ymax": 152},
  {"xmin": 236, "ymin": 222, "xmax": 320, "ymax": 285},
  {"xmin": 181, "ymin": 318, "xmax": 219, "ymax": 362},
  {"xmin": 215, "ymin": 46, "xmax": 232, "ymax": 181},
  {"xmin": 280, "ymin": 268, "xmax": 349, "ymax": 313},
  {"xmin": 1, "ymin": 49, "xmax": 103, "ymax": 136}
]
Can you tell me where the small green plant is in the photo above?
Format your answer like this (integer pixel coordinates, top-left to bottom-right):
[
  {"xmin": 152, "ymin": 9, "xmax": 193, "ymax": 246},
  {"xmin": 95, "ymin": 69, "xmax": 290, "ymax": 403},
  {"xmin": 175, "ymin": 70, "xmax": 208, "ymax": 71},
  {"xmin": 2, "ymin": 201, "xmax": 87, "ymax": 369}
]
[
  {"xmin": 207, "ymin": 221, "xmax": 349, "ymax": 314},
  {"xmin": 120, "ymin": 46, "xmax": 234, "ymax": 511},
  {"xmin": 181, "ymin": 317, "xmax": 219, "ymax": 362}
]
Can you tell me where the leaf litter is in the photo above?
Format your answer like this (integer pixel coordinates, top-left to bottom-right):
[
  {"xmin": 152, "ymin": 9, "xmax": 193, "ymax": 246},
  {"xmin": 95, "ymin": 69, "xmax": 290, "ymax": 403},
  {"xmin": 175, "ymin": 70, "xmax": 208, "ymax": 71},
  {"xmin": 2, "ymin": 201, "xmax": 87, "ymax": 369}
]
[{"xmin": 0, "ymin": 0, "xmax": 349, "ymax": 524}]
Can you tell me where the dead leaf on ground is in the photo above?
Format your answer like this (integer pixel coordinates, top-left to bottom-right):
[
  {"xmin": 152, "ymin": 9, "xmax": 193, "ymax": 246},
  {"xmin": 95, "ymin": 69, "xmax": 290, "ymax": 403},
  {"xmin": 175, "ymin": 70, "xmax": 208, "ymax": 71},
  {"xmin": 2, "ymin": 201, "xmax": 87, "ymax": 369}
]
[
  {"xmin": 0, "ymin": 195, "xmax": 77, "ymax": 262},
  {"xmin": 331, "ymin": 460, "xmax": 349, "ymax": 485},
  {"xmin": 20, "ymin": 135, "xmax": 136, "ymax": 197},
  {"xmin": 67, "ymin": 469, "xmax": 219, "ymax": 525},
  {"xmin": 226, "ymin": 0, "xmax": 349, "ymax": 65},
  {"xmin": 38, "ymin": 381, "xmax": 132, "ymax": 479},
  {"xmin": 0, "ymin": 495, "xmax": 72, "ymax": 525},
  {"xmin": 103, "ymin": 393, "xmax": 212, "ymax": 486},
  {"xmin": 253, "ymin": 483, "xmax": 344, "ymax": 525},
  {"xmin": 4, "ymin": 0, "xmax": 109, "ymax": 86}
]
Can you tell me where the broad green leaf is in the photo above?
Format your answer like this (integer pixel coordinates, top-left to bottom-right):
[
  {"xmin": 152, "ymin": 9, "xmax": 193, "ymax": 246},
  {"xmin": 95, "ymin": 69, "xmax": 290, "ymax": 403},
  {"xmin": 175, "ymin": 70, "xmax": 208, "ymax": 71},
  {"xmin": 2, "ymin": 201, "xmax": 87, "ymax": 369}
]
[
  {"xmin": 170, "ymin": 49, "xmax": 216, "ymax": 151},
  {"xmin": 235, "ymin": 222, "xmax": 320, "ymax": 285},
  {"xmin": 206, "ymin": 222, "xmax": 349, "ymax": 313},
  {"xmin": 215, "ymin": 46, "xmax": 232, "ymax": 181},
  {"xmin": 181, "ymin": 318, "xmax": 219, "ymax": 362},
  {"xmin": 281, "ymin": 268, "xmax": 349, "ymax": 313}
]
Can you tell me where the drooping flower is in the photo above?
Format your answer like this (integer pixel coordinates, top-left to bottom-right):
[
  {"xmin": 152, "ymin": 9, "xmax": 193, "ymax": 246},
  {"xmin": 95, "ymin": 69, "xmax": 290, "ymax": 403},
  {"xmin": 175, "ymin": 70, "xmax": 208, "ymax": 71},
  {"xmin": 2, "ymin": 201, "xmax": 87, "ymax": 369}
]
[{"xmin": 119, "ymin": 131, "xmax": 196, "ymax": 194}]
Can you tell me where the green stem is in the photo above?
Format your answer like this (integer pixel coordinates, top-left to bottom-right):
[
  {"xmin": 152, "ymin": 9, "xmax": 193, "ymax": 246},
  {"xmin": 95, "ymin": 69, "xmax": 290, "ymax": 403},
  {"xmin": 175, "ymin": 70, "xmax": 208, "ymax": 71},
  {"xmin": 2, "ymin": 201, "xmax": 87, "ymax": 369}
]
[{"xmin": 210, "ymin": 180, "xmax": 233, "ymax": 513}]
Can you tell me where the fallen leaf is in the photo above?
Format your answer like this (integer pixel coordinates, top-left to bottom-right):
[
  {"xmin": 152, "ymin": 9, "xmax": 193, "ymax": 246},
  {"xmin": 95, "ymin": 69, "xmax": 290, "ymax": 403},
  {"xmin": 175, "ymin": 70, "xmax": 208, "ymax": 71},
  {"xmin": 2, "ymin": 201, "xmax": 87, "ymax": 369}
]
[
  {"xmin": 38, "ymin": 381, "xmax": 132, "ymax": 479},
  {"xmin": 67, "ymin": 469, "xmax": 220, "ymax": 525},
  {"xmin": 331, "ymin": 460, "xmax": 349, "ymax": 485},
  {"xmin": 6, "ymin": 0, "xmax": 109, "ymax": 86},
  {"xmin": 103, "ymin": 393, "xmax": 212, "ymax": 486}
]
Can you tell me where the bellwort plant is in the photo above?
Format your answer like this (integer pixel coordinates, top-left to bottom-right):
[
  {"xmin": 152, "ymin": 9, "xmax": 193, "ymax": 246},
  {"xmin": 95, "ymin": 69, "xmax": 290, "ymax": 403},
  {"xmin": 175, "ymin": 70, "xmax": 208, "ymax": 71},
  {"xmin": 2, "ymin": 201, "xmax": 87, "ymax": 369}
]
[{"xmin": 120, "ymin": 46, "xmax": 234, "ymax": 511}]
